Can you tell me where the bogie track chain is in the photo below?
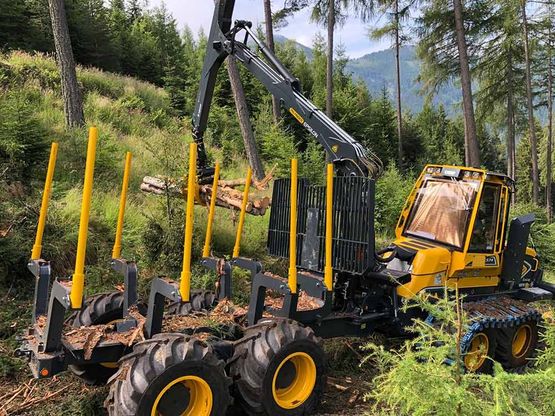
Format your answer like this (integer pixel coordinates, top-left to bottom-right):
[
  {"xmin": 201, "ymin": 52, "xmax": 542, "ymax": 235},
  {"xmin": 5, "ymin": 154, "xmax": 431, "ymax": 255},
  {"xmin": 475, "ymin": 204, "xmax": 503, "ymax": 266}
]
[
  {"xmin": 461, "ymin": 296, "xmax": 541, "ymax": 351},
  {"xmin": 461, "ymin": 296, "xmax": 542, "ymax": 372}
]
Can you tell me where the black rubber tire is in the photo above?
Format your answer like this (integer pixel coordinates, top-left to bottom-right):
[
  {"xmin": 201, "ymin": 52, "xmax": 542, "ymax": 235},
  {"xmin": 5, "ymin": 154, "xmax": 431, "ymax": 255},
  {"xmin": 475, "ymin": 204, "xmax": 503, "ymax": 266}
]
[
  {"xmin": 230, "ymin": 319, "xmax": 326, "ymax": 416},
  {"xmin": 105, "ymin": 333, "xmax": 232, "ymax": 416},
  {"xmin": 71, "ymin": 291, "xmax": 125, "ymax": 327},
  {"xmin": 462, "ymin": 329, "xmax": 497, "ymax": 374},
  {"xmin": 496, "ymin": 320, "xmax": 539, "ymax": 370},
  {"xmin": 68, "ymin": 292, "xmax": 126, "ymax": 385},
  {"xmin": 167, "ymin": 290, "xmax": 217, "ymax": 315}
]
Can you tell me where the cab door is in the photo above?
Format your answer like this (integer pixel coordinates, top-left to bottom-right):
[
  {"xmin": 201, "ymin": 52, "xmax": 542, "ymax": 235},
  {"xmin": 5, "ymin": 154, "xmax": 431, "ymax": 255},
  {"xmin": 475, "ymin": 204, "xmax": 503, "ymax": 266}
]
[
  {"xmin": 452, "ymin": 182, "xmax": 509, "ymax": 287},
  {"xmin": 453, "ymin": 184, "xmax": 508, "ymax": 282}
]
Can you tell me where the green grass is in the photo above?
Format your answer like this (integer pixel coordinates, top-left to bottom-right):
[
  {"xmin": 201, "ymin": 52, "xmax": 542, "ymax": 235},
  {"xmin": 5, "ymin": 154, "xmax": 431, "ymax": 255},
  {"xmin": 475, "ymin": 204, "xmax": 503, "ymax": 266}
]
[
  {"xmin": 543, "ymin": 270, "xmax": 555, "ymax": 283},
  {"xmin": 0, "ymin": 51, "xmax": 273, "ymax": 297}
]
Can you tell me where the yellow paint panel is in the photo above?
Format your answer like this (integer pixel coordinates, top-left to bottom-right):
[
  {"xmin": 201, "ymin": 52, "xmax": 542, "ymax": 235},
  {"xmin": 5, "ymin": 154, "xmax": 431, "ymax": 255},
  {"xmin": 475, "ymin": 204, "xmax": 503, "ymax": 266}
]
[
  {"xmin": 180, "ymin": 143, "xmax": 198, "ymax": 302},
  {"xmin": 71, "ymin": 128, "xmax": 98, "ymax": 309},
  {"xmin": 112, "ymin": 152, "xmax": 132, "ymax": 259},
  {"xmin": 289, "ymin": 108, "xmax": 304, "ymax": 124},
  {"xmin": 31, "ymin": 142, "xmax": 58, "ymax": 260}
]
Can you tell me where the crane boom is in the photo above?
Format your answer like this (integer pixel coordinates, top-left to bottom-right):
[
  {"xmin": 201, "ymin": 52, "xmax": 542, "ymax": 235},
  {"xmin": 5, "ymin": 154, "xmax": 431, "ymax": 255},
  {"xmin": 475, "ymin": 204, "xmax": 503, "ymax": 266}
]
[{"xmin": 192, "ymin": 0, "xmax": 383, "ymax": 178}]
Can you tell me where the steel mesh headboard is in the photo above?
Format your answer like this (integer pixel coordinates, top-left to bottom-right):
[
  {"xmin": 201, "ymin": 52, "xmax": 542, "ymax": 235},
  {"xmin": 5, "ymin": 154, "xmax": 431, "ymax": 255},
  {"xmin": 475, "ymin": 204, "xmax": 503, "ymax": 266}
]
[{"xmin": 267, "ymin": 177, "xmax": 375, "ymax": 275}]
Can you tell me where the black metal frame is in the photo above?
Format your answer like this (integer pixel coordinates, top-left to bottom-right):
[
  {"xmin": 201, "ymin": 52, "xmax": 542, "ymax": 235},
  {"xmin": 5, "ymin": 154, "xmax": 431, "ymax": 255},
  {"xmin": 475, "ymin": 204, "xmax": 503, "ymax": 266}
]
[
  {"xmin": 144, "ymin": 277, "xmax": 181, "ymax": 339},
  {"xmin": 28, "ymin": 259, "xmax": 51, "ymax": 324},
  {"xmin": 18, "ymin": 257, "xmax": 141, "ymax": 379},
  {"xmin": 111, "ymin": 258, "xmax": 138, "ymax": 316},
  {"xmin": 268, "ymin": 177, "xmax": 376, "ymax": 276},
  {"xmin": 192, "ymin": 0, "xmax": 378, "ymax": 178},
  {"xmin": 234, "ymin": 257, "xmax": 392, "ymax": 338}
]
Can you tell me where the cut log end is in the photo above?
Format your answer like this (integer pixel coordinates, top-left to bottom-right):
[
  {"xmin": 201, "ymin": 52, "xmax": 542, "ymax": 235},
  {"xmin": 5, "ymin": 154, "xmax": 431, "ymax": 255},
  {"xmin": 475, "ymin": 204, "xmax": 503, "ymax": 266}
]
[{"xmin": 140, "ymin": 174, "xmax": 272, "ymax": 216}]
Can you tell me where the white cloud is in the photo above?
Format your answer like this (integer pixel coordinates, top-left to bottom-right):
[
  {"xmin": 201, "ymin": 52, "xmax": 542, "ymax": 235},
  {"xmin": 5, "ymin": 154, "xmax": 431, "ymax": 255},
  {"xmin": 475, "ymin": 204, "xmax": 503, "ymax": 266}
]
[{"xmin": 150, "ymin": 0, "xmax": 388, "ymax": 58}]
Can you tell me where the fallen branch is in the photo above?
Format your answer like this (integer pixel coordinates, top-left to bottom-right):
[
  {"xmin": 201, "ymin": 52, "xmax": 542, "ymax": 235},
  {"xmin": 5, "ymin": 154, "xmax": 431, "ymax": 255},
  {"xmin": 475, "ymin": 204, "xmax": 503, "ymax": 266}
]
[
  {"xmin": 327, "ymin": 379, "xmax": 349, "ymax": 392},
  {"xmin": 8, "ymin": 384, "xmax": 70, "ymax": 414},
  {"xmin": 342, "ymin": 340, "xmax": 363, "ymax": 361},
  {"xmin": 0, "ymin": 385, "xmax": 25, "ymax": 413}
]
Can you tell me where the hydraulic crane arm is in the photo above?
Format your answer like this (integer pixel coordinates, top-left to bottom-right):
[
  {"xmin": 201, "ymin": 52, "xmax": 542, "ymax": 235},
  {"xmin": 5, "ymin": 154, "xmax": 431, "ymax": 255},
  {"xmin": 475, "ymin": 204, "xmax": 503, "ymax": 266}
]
[{"xmin": 192, "ymin": 0, "xmax": 383, "ymax": 178}]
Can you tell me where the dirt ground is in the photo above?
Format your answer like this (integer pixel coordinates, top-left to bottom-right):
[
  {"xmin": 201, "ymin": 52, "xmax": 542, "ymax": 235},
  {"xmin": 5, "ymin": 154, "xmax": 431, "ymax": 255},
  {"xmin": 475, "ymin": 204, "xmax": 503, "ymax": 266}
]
[
  {"xmin": 0, "ymin": 368, "xmax": 371, "ymax": 415},
  {"xmin": 0, "ymin": 297, "xmax": 375, "ymax": 415}
]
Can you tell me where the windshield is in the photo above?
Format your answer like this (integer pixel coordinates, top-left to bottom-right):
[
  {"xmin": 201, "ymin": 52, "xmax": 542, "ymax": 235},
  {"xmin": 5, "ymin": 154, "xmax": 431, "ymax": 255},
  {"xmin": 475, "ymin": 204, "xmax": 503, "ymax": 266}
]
[{"xmin": 404, "ymin": 179, "xmax": 478, "ymax": 248}]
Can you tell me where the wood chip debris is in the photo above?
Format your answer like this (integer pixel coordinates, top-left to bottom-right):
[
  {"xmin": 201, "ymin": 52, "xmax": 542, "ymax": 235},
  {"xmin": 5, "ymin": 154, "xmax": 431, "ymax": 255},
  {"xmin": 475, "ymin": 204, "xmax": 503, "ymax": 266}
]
[
  {"xmin": 63, "ymin": 307, "xmax": 145, "ymax": 359},
  {"xmin": 265, "ymin": 290, "xmax": 323, "ymax": 311},
  {"xmin": 162, "ymin": 299, "xmax": 248, "ymax": 333},
  {"xmin": 34, "ymin": 315, "xmax": 47, "ymax": 330}
]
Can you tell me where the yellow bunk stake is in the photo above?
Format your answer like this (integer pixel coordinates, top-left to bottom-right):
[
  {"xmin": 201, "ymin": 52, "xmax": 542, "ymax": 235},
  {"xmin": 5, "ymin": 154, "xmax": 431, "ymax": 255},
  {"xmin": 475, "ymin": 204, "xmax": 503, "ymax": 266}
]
[
  {"xmin": 203, "ymin": 162, "xmax": 220, "ymax": 258},
  {"xmin": 112, "ymin": 152, "xmax": 132, "ymax": 259},
  {"xmin": 289, "ymin": 159, "xmax": 298, "ymax": 294},
  {"xmin": 232, "ymin": 167, "xmax": 252, "ymax": 258},
  {"xmin": 180, "ymin": 143, "xmax": 198, "ymax": 302},
  {"xmin": 31, "ymin": 142, "xmax": 59, "ymax": 260},
  {"xmin": 71, "ymin": 127, "xmax": 98, "ymax": 309},
  {"xmin": 324, "ymin": 163, "xmax": 334, "ymax": 291}
]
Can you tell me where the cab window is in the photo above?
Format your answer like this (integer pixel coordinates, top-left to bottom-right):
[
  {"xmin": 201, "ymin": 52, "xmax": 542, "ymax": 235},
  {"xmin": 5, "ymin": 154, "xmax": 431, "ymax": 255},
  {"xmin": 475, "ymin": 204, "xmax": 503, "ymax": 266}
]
[
  {"xmin": 468, "ymin": 184, "xmax": 501, "ymax": 253},
  {"xmin": 404, "ymin": 179, "xmax": 478, "ymax": 248}
]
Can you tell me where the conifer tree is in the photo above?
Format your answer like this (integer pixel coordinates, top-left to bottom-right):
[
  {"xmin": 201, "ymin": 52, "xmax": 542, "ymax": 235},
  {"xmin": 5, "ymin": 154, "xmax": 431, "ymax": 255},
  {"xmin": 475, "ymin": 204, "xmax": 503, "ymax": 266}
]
[
  {"xmin": 474, "ymin": 0, "xmax": 526, "ymax": 182},
  {"xmin": 263, "ymin": 0, "xmax": 281, "ymax": 123},
  {"xmin": 521, "ymin": 0, "xmax": 540, "ymax": 204},
  {"xmin": 417, "ymin": 0, "xmax": 487, "ymax": 167},
  {"xmin": 370, "ymin": 0, "xmax": 412, "ymax": 168},
  {"xmin": 311, "ymin": 0, "xmax": 374, "ymax": 117}
]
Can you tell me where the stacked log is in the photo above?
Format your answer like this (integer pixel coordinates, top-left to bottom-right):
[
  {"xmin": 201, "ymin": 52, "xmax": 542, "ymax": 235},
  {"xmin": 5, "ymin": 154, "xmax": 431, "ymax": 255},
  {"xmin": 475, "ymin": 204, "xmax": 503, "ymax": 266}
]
[{"xmin": 140, "ymin": 175, "xmax": 272, "ymax": 216}]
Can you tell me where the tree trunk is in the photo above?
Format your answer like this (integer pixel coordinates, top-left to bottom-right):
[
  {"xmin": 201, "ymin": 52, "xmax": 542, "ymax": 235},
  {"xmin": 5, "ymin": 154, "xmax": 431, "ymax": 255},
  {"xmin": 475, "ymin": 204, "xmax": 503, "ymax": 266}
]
[
  {"xmin": 507, "ymin": 79, "xmax": 516, "ymax": 204},
  {"xmin": 522, "ymin": 0, "xmax": 540, "ymax": 204},
  {"xmin": 547, "ymin": 26, "xmax": 553, "ymax": 222},
  {"xmin": 453, "ymin": 0, "xmax": 480, "ymax": 167},
  {"xmin": 47, "ymin": 0, "xmax": 85, "ymax": 128},
  {"xmin": 507, "ymin": 51, "xmax": 515, "ymax": 182},
  {"xmin": 227, "ymin": 56, "xmax": 266, "ymax": 180},
  {"xmin": 394, "ymin": 0, "xmax": 403, "ymax": 168},
  {"xmin": 263, "ymin": 0, "xmax": 281, "ymax": 123},
  {"xmin": 326, "ymin": 0, "xmax": 335, "ymax": 117}
]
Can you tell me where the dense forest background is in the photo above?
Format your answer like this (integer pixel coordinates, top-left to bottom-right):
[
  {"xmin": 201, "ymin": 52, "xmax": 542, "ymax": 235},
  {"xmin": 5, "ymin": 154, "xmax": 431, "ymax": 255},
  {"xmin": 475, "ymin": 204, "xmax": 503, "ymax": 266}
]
[
  {"xmin": 2, "ymin": 0, "xmax": 554, "ymax": 197},
  {"xmin": 0, "ymin": 0, "xmax": 554, "ymax": 415}
]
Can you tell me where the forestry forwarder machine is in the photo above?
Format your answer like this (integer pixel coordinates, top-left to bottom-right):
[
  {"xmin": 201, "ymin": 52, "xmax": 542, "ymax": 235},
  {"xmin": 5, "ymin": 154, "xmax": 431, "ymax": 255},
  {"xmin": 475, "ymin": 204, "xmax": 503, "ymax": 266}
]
[{"xmin": 15, "ymin": 0, "xmax": 555, "ymax": 415}]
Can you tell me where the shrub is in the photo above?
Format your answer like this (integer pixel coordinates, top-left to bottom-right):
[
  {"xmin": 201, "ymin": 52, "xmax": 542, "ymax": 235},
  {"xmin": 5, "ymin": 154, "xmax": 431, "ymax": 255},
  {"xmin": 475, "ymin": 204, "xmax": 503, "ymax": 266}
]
[
  {"xmin": 300, "ymin": 138, "xmax": 326, "ymax": 184},
  {"xmin": 375, "ymin": 164, "xmax": 414, "ymax": 236},
  {"xmin": 255, "ymin": 105, "xmax": 298, "ymax": 177},
  {"xmin": 80, "ymin": 68, "xmax": 125, "ymax": 98},
  {"xmin": 363, "ymin": 291, "xmax": 555, "ymax": 416},
  {"xmin": 0, "ymin": 89, "xmax": 48, "ymax": 182}
]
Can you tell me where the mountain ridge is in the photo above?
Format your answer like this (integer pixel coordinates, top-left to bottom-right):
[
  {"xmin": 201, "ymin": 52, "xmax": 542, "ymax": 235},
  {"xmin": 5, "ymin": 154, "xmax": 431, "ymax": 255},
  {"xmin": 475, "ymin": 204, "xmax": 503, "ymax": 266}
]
[
  {"xmin": 346, "ymin": 45, "xmax": 461, "ymax": 115},
  {"xmin": 274, "ymin": 36, "xmax": 461, "ymax": 115}
]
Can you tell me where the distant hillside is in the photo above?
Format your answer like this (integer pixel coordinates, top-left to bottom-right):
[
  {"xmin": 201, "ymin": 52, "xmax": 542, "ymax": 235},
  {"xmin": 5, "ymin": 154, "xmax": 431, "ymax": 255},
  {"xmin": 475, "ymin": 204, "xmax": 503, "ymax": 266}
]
[
  {"xmin": 275, "ymin": 34, "xmax": 313, "ymax": 60},
  {"xmin": 346, "ymin": 46, "xmax": 461, "ymax": 115},
  {"xmin": 274, "ymin": 37, "xmax": 462, "ymax": 115}
]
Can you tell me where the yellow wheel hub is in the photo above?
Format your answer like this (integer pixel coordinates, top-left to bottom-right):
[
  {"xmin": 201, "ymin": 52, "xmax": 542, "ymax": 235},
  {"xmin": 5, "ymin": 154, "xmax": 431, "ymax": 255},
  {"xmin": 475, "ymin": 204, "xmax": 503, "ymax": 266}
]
[
  {"xmin": 512, "ymin": 325, "xmax": 532, "ymax": 358},
  {"xmin": 464, "ymin": 333, "xmax": 489, "ymax": 372},
  {"xmin": 272, "ymin": 352, "xmax": 317, "ymax": 409},
  {"xmin": 151, "ymin": 375, "xmax": 212, "ymax": 416}
]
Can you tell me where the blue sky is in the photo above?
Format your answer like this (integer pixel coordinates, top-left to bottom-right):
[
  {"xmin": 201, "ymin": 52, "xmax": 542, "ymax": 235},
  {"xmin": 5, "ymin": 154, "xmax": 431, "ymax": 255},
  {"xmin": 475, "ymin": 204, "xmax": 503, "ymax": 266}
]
[{"xmin": 149, "ymin": 0, "xmax": 390, "ymax": 59}]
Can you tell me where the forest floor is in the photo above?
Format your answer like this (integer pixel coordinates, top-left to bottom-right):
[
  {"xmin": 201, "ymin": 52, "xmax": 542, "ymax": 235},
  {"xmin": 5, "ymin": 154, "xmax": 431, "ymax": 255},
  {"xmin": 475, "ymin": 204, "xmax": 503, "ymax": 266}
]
[
  {"xmin": 0, "ymin": 348, "xmax": 372, "ymax": 416},
  {"xmin": 0, "ymin": 298, "xmax": 375, "ymax": 415},
  {"xmin": 1, "ymin": 276, "xmax": 553, "ymax": 415}
]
